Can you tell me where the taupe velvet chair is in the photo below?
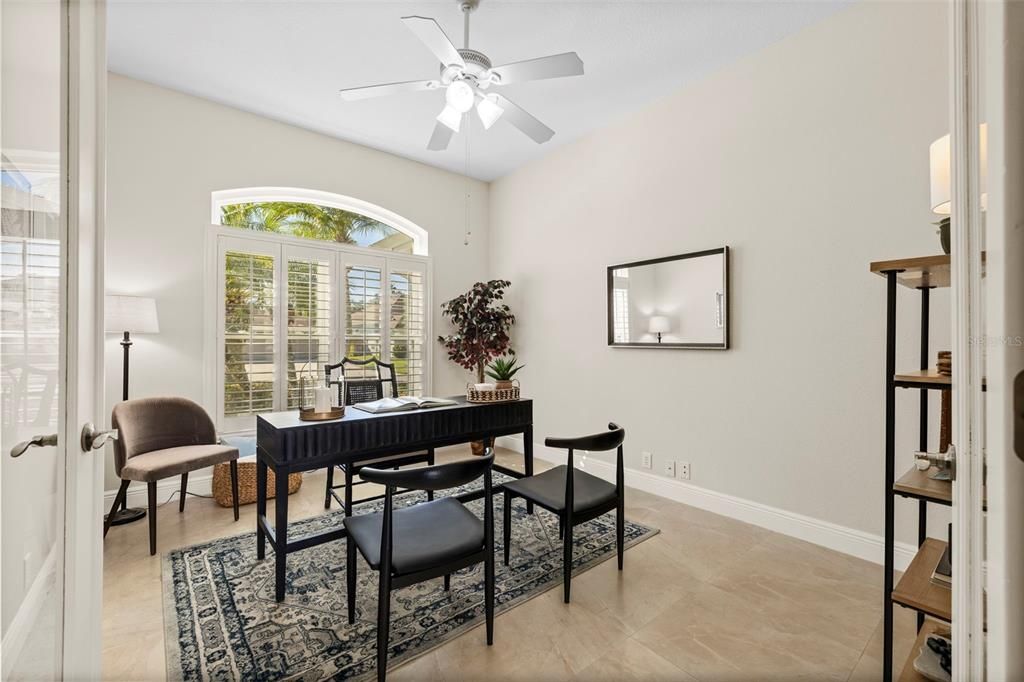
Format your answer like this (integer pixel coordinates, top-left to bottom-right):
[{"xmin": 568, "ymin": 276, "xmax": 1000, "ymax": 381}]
[{"xmin": 104, "ymin": 397, "xmax": 239, "ymax": 555}]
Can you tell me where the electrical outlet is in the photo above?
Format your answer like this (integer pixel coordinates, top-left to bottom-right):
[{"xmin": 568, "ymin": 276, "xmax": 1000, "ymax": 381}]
[
  {"xmin": 641, "ymin": 452, "xmax": 652, "ymax": 469},
  {"xmin": 680, "ymin": 461, "xmax": 690, "ymax": 480},
  {"xmin": 664, "ymin": 460, "xmax": 676, "ymax": 478}
]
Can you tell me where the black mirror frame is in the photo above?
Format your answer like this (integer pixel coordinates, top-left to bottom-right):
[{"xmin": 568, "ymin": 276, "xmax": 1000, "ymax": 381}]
[{"xmin": 606, "ymin": 246, "xmax": 730, "ymax": 350}]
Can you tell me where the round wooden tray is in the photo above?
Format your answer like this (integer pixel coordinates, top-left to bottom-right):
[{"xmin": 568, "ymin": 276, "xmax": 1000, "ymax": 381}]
[{"xmin": 298, "ymin": 406, "xmax": 345, "ymax": 421}]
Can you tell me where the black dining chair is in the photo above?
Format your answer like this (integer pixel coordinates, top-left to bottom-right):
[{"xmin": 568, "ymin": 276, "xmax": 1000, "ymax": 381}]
[
  {"xmin": 323, "ymin": 356, "xmax": 435, "ymax": 515},
  {"xmin": 343, "ymin": 451, "xmax": 496, "ymax": 682},
  {"xmin": 502, "ymin": 423, "xmax": 625, "ymax": 603}
]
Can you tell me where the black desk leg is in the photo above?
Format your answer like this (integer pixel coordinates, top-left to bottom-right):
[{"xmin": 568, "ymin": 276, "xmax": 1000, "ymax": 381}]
[
  {"xmin": 524, "ymin": 425, "xmax": 534, "ymax": 515},
  {"xmin": 275, "ymin": 467, "xmax": 289, "ymax": 602},
  {"xmin": 256, "ymin": 457, "xmax": 268, "ymax": 560}
]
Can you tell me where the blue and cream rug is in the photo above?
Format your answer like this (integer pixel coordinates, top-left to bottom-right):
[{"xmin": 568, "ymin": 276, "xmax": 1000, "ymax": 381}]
[{"xmin": 163, "ymin": 474, "xmax": 658, "ymax": 681}]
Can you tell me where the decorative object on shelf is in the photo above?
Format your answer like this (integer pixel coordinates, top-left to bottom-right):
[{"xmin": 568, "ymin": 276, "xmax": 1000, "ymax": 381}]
[
  {"xmin": 485, "ymin": 355, "xmax": 524, "ymax": 390},
  {"xmin": 103, "ymin": 294, "xmax": 160, "ymax": 527},
  {"xmin": 929, "ymin": 124, "xmax": 988, "ymax": 255},
  {"xmin": 648, "ymin": 316, "xmax": 670, "ymax": 343},
  {"xmin": 913, "ymin": 630, "xmax": 953, "ymax": 681},
  {"xmin": 938, "ymin": 351, "xmax": 952, "ymax": 451},
  {"xmin": 937, "ymin": 350, "xmax": 951, "ymax": 376},
  {"xmin": 931, "ymin": 523, "xmax": 952, "ymax": 587},
  {"xmin": 337, "ymin": 0, "xmax": 584, "ymax": 151}
]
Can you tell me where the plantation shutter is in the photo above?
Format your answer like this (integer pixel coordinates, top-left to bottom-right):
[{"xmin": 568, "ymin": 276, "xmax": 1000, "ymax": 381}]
[
  {"xmin": 388, "ymin": 262, "xmax": 427, "ymax": 396},
  {"xmin": 343, "ymin": 258, "xmax": 385, "ymax": 382},
  {"xmin": 222, "ymin": 249, "xmax": 276, "ymax": 420},
  {"xmin": 285, "ymin": 250, "xmax": 332, "ymax": 408}
]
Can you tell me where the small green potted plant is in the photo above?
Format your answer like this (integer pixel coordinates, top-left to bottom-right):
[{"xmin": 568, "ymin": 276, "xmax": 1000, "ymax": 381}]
[{"xmin": 485, "ymin": 356, "xmax": 524, "ymax": 391}]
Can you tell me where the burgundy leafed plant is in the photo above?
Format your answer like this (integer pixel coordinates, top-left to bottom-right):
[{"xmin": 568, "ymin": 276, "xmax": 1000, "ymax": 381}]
[{"xmin": 438, "ymin": 280, "xmax": 516, "ymax": 383}]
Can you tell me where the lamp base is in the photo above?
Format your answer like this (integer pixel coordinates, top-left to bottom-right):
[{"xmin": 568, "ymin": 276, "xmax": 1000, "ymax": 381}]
[{"xmin": 104, "ymin": 507, "xmax": 146, "ymax": 526}]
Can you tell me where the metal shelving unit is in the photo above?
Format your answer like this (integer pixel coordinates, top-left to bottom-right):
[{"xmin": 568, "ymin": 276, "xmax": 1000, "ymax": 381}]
[{"xmin": 870, "ymin": 255, "xmax": 953, "ymax": 682}]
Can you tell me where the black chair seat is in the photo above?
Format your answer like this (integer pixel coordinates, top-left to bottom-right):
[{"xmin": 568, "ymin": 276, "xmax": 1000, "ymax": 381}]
[
  {"xmin": 503, "ymin": 465, "xmax": 617, "ymax": 513},
  {"xmin": 344, "ymin": 497, "xmax": 484, "ymax": 575}
]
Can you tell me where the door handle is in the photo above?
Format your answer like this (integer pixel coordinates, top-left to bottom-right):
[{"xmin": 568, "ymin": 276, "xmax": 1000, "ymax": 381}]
[
  {"xmin": 1015, "ymin": 371, "xmax": 1024, "ymax": 462},
  {"xmin": 81, "ymin": 423, "xmax": 118, "ymax": 452},
  {"xmin": 10, "ymin": 433, "xmax": 58, "ymax": 458}
]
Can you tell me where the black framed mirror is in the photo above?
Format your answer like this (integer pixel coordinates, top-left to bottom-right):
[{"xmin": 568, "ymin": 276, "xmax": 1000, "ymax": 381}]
[{"xmin": 607, "ymin": 247, "xmax": 729, "ymax": 349}]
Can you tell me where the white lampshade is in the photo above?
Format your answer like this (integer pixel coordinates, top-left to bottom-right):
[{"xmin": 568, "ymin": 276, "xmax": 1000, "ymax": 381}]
[
  {"xmin": 105, "ymin": 295, "xmax": 159, "ymax": 334},
  {"xmin": 648, "ymin": 316, "xmax": 671, "ymax": 334},
  {"xmin": 929, "ymin": 123, "xmax": 988, "ymax": 215},
  {"xmin": 437, "ymin": 104, "xmax": 463, "ymax": 133},
  {"xmin": 476, "ymin": 95, "xmax": 504, "ymax": 130}
]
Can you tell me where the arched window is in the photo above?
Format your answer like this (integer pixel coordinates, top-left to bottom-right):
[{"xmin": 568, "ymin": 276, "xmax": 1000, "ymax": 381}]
[
  {"xmin": 208, "ymin": 188, "xmax": 430, "ymax": 430},
  {"xmin": 211, "ymin": 187, "xmax": 428, "ymax": 255}
]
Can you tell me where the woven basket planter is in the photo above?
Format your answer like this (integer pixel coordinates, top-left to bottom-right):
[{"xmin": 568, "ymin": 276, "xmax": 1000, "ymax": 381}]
[
  {"xmin": 212, "ymin": 459, "xmax": 303, "ymax": 507},
  {"xmin": 466, "ymin": 381, "xmax": 520, "ymax": 403}
]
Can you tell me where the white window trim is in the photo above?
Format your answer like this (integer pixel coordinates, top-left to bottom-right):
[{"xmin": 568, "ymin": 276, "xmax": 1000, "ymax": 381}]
[
  {"xmin": 204, "ymin": 225, "xmax": 433, "ymax": 434},
  {"xmin": 210, "ymin": 187, "xmax": 429, "ymax": 256}
]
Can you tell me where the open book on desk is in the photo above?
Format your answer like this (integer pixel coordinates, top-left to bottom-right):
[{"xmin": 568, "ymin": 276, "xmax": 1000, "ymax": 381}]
[{"xmin": 352, "ymin": 396, "xmax": 459, "ymax": 414}]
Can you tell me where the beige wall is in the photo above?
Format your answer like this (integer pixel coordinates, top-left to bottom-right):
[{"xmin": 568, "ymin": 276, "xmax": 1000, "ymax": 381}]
[
  {"xmin": 489, "ymin": 1, "xmax": 950, "ymax": 543},
  {"xmin": 104, "ymin": 74, "xmax": 490, "ymax": 490}
]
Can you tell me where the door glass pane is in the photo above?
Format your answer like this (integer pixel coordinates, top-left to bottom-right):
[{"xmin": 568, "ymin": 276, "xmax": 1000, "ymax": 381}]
[
  {"xmin": 344, "ymin": 264, "xmax": 383, "ymax": 376},
  {"xmin": 1, "ymin": 0, "xmax": 65, "ymax": 677},
  {"xmin": 286, "ymin": 255, "xmax": 331, "ymax": 408},
  {"xmin": 223, "ymin": 251, "xmax": 276, "ymax": 417},
  {"xmin": 388, "ymin": 269, "xmax": 425, "ymax": 396}
]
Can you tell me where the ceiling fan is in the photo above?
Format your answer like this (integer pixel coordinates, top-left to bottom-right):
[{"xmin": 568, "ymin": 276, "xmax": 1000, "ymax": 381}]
[{"xmin": 338, "ymin": 0, "xmax": 584, "ymax": 151}]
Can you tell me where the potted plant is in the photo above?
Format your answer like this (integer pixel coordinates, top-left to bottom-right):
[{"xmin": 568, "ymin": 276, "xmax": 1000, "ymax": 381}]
[
  {"xmin": 438, "ymin": 279, "xmax": 516, "ymax": 454},
  {"xmin": 485, "ymin": 356, "xmax": 524, "ymax": 390}
]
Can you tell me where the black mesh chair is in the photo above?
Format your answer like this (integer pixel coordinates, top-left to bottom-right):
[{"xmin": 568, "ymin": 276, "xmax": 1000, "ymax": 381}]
[
  {"xmin": 502, "ymin": 423, "xmax": 625, "ymax": 603},
  {"xmin": 323, "ymin": 357, "xmax": 435, "ymax": 514},
  {"xmin": 344, "ymin": 451, "xmax": 496, "ymax": 682}
]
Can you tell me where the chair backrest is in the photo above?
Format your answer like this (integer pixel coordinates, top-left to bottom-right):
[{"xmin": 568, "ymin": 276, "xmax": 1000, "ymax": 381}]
[
  {"xmin": 324, "ymin": 356, "xmax": 398, "ymax": 406},
  {"xmin": 544, "ymin": 422, "xmax": 625, "ymax": 453},
  {"xmin": 111, "ymin": 397, "xmax": 217, "ymax": 476},
  {"xmin": 359, "ymin": 451, "xmax": 494, "ymax": 492}
]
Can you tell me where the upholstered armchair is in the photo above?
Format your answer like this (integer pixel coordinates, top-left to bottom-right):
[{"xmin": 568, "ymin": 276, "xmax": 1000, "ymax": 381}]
[{"xmin": 104, "ymin": 397, "xmax": 239, "ymax": 555}]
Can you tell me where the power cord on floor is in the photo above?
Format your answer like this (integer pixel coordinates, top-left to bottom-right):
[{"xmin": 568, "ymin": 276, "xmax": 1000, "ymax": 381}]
[{"xmin": 155, "ymin": 489, "xmax": 215, "ymax": 507}]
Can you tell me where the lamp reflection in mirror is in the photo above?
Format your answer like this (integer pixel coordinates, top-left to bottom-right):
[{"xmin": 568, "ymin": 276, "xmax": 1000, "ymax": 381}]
[{"xmin": 648, "ymin": 316, "xmax": 670, "ymax": 343}]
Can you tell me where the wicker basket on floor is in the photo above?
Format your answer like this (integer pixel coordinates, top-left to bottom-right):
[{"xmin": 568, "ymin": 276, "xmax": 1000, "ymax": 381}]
[{"xmin": 212, "ymin": 460, "xmax": 303, "ymax": 507}]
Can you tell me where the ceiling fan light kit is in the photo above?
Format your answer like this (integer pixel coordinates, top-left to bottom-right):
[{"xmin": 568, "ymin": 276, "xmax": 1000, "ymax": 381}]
[{"xmin": 338, "ymin": 0, "xmax": 584, "ymax": 151}]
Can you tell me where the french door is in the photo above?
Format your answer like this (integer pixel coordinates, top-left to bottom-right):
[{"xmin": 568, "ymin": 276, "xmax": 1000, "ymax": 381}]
[{"xmin": 1, "ymin": 0, "xmax": 106, "ymax": 678}]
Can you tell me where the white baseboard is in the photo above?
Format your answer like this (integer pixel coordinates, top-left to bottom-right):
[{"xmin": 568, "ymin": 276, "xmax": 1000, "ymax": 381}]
[
  {"xmin": 103, "ymin": 472, "xmax": 214, "ymax": 510},
  {"xmin": 495, "ymin": 435, "xmax": 917, "ymax": 571}
]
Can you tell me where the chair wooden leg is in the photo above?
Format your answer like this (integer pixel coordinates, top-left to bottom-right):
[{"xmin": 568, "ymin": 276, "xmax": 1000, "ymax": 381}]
[
  {"xmin": 104, "ymin": 480, "xmax": 130, "ymax": 538},
  {"xmin": 558, "ymin": 516, "xmax": 564, "ymax": 541},
  {"xmin": 325, "ymin": 465, "xmax": 335, "ymax": 510},
  {"xmin": 148, "ymin": 481, "xmax": 157, "ymax": 556},
  {"xmin": 376, "ymin": 572, "xmax": 392, "ymax": 682},
  {"xmin": 485, "ymin": 528, "xmax": 495, "ymax": 646},
  {"xmin": 562, "ymin": 523, "xmax": 573, "ymax": 603},
  {"xmin": 344, "ymin": 467, "xmax": 354, "ymax": 517},
  {"xmin": 230, "ymin": 460, "xmax": 240, "ymax": 522},
  {"xmin": 616, "ymin": 496, "xmax": 625, "ymax": 571},
  {"xmin": 426, "ymin": 449, "xmax": 435, "ymax": 502},
  {"xmin": 443, "ymin": 573, "xmax": 450, "ymax": 591},
  {"xmin": 346, "ymin": 533, "xmax": 357, "ymax": 625},
  {"xmin": 502, "ymin": 490, "xmax": 512, "ymax": 566},
  {"xmin": 178, "ymin": 473, "xmax": 188, "ymax": 513}
]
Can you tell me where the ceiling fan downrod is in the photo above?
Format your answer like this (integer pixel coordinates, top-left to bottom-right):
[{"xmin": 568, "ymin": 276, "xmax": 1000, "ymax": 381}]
[{"xmin": 459, "ymin": 0, "xmax": 479, "ymax": 49}]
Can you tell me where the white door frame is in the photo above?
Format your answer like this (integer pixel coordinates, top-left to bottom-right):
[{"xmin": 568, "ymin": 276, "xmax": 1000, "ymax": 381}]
[
  {"xmin": 61, "ymin": 0, "xmax": 106, "ymax": 676},
  {"xmin": 982, "ymin": 1, "xmax": 1024, "ymax": 679}
]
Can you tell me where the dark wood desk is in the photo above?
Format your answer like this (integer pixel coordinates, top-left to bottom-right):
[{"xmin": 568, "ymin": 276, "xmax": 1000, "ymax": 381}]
[{"xmin": 255, "ymin": 397, "xmax": 534, "ymax": 601}]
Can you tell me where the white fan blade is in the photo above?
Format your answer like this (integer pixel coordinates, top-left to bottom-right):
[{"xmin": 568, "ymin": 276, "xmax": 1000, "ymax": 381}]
[
  {"xmin": 489, "ymin": 52, "xmax": 584, "ymax": 85},
  {"xmin": 401, "ymin": 16, "xmax": 466, "ymax": 68},
  {"xmin": 339, "ymin": 79, "xmax": 439, "ymax": 101},
  {"xmin": 491, "ymin": 94, "xmax": 555, "ymax": 144},
  {"xmin": 427, "ymin": 121, "xmax": 456, "ymax": 151}
]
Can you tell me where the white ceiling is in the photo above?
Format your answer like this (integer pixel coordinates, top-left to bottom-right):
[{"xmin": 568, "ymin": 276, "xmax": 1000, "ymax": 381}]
[{"xmin": 108, "ymin": 0, "xmax": 850, "ymax": 181}]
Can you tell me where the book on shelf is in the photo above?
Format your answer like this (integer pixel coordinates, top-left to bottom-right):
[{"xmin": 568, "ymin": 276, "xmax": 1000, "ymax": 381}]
[
  {"xmin": 931, "ymin": 523, "xmax": 952, "ymax": 588},
  {"xmin": 353, "ymin": 396, "xmax": 458, "ymax": 414}
]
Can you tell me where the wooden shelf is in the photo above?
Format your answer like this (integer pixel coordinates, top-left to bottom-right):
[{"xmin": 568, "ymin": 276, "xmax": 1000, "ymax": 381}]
[
  {"xmin": 894, "ymin": 370, "xmax": 951, "ymax": 389},
  {"xmin": 894, "ymin": 467, "xmax": 952, "ymax": 505},
  {"xmin": 898, "ymin": 619, "xmax": 951, "ymax": 682},
  {"xmin": 870, "ymin": 255, "xmax": 951, "ymax": 289},
  {"xmin": 892, "ymin": 539, "xmax": 951, "ymax": 621}
]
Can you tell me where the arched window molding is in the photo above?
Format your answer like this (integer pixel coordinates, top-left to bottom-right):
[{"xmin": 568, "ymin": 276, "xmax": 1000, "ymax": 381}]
[{"xmin": 210, "ymin": 186, "xmax": 429, "ymax": 256}]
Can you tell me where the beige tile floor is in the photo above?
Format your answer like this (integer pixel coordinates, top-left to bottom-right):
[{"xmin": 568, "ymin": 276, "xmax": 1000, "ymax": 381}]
[{"xmin": 102, "ymin": 445, "xmax": 917, "ymax": 681}]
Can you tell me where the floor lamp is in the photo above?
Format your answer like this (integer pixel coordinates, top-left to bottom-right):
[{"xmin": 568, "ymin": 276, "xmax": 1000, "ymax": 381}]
[{"xmin": 104, "ymin": 294, "xmax": 160, "ymax": 526}]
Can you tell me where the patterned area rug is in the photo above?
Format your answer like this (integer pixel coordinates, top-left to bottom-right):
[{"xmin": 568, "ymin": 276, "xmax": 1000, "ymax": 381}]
[{"xmin": 163, "ymin": 473, "xmax": 658, "ymax": 681}]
